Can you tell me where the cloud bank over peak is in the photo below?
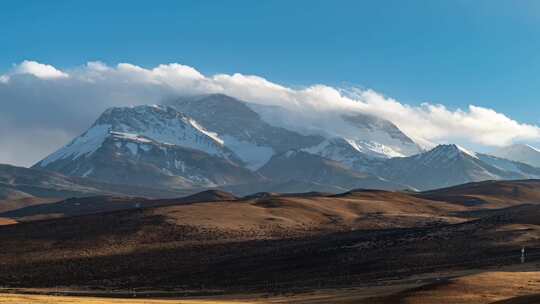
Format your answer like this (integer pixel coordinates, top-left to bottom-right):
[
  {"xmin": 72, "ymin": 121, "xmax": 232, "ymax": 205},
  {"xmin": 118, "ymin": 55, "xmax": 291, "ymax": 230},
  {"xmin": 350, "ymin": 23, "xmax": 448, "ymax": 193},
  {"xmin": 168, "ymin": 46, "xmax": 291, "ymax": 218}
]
[
  {"xmin": 1, "ymin": 60, "xmax": 539, "ymax": 166},
  {"xmin": 349, "ymin": 90, "xmax": 540, "ymax": 148}
]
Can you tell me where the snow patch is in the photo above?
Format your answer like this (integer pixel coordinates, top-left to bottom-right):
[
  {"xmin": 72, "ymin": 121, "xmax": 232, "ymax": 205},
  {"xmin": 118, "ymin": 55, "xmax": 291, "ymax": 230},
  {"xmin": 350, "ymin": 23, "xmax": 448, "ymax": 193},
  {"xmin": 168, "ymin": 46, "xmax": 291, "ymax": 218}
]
[
  {"xmin": 174, "ymin": 159, "xmax": 186, "ymax": 172},
  {"xmin": 38, "ymin": 124, "xmax": 111, "ymax": 167},
  {"xmin": 221, "ymin": 135, "xmax": 274, "ymax": 170},
  {"xmin": 284, "ymin": 150, "xmax": 296, "ymax": 158},
  {"xmin": 345, "ymin": 139, "xmax": 404, "ymax": 158},
  {"xmin": 456, "ymin": 145, "xmax": 478, "ymax": 159},
  {"xmin": 188, "ymin": 119, "xmax": 224, "ymax": 145},
  {"xmin": 82, "ymin": 167, "xmax": 94, "ymax": 177},
  {"xmin": 303, "ymin": 139, "xmax": 360, "ymax": 168},
  {"xmin": 106, "ymin": 106, "xmax": 228, "ymax": 158},
  {"xmin": 111, "ymin": 131, "xmax": 153, "ymax": 143}
]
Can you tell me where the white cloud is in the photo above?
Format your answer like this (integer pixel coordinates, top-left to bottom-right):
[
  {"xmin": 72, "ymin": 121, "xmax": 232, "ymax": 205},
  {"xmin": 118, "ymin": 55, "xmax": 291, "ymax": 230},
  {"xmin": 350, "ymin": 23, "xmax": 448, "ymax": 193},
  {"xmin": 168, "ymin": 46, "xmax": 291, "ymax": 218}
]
[
  {"xmin": 347, "ymin": 89, "xmax": 540, "ymax": 147},
  {"xmin": 1, "ymin": 60, "xmax": 539, "ymax": 166},
  {"xmin": 3, "ymin": 60, "xmax": 69, "ymax": 80}
]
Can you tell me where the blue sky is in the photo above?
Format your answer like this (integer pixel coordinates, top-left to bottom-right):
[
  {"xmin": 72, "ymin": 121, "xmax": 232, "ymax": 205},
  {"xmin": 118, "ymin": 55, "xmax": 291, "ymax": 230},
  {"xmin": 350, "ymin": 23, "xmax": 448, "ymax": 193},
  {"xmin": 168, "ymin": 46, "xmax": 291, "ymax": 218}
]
[{"xmin": 2, "ymin": 0, "xmax": 540, "ymax": 123}]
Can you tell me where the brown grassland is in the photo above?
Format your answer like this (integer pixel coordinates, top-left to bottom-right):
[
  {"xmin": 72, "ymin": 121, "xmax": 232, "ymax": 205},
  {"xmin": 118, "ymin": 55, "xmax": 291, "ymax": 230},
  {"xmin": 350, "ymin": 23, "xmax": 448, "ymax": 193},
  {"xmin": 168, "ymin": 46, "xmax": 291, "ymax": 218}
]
[{"xmin": 2, "ymin": 180, "xmax": 540, "ymax": 303}]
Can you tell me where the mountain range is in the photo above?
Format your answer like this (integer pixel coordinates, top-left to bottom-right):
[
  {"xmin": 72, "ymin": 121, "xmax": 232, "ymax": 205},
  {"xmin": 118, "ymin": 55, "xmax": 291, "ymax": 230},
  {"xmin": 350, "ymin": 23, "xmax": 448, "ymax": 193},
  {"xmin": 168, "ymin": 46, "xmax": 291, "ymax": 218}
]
[
  {"xmin": 0, "ymin": 164, "xmax": 191, "ymax": 203},
  {"xmin": 491, "ymin": 143, "xmax": 540, "ymax": 167},
  {"xmin": 27, "ymin": 93, "xmax": 540, "ymax": 194}
]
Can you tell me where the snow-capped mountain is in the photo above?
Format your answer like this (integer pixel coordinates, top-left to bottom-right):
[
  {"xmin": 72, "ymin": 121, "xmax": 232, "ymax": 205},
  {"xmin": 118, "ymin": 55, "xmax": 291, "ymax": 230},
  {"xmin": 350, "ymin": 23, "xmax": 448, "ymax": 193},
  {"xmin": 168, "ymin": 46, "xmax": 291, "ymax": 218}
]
[
  {"xmin": 290, "ymin": 113, "xmax": 423, "ymax": 174},
  {"xmin": 168, "ymin": 94, "xmax": 423, "ymax": 167},
  {"xmin": 372, "ymin": 144, "xmax": 540, "ymax": 190},
  {"xmin": 248, "ymin": 100, "xmax": 423, "ymax": 160},
  {"xmin": 34, "ymin": 94, "xmax": 540, "ymax": 193},
  {"xmin": 475, "ymin": 153, "xmax": 540, "ymax": 177},
  {"xmin": 34, "ymin": 105, "xmax": 263, "ymax": 189},
  {"xmin": 34, "ymin": 93, "xmax": 427, "ymax": 191},
  {"xmin": 166, "ymin": 94, "xmax": 324, "ymax": 169},
  {"xmin": 340, "ymin": 113, "xmax": 423, "ymax": 158},
  {"xmin": 491, "ymin": 144, "xmax": 540, "ymax": 168},
  {"xmin": 299, "ymin": 114, "xmax": 423, "ymax": 173},
  {"xmin": 302, "ymin": 137, "xmax": 384, "ymax": 172},
  {"xmin": 37, "ymin": 105, "xmax": 239, "ymax": 167}
]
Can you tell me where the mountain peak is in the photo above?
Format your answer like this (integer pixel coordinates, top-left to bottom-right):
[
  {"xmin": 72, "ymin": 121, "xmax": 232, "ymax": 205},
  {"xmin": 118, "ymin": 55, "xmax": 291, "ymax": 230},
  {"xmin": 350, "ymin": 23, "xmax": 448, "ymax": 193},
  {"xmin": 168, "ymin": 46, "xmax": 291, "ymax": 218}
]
[
  {"xmin": 95, "ymin": 104, "xmax": 182, "ymax": 126},
  {"xmin": 42, "ymin": 93, "xmax": 539, "ymax": 193},
  {"xmin": 423, "ymin": 144, "xmax": 477, "ymax": 160},
  {"xmin": 491, "ymin": 143, "xmax": 540, "ymax": 167},
  {"xmin": 501, "ymin": 143, "xmax": 540, "ymax": 153},
  {"xmin": 34, "ymin": 104, "xmax": 237, "ymax": 171},
  {"xmin": 373, "ymin": 143, "xmax": 539, "ymax": 191},
  {"xmin": 524, "ymin": 144, "xmax": 540, "ymax": 152}
]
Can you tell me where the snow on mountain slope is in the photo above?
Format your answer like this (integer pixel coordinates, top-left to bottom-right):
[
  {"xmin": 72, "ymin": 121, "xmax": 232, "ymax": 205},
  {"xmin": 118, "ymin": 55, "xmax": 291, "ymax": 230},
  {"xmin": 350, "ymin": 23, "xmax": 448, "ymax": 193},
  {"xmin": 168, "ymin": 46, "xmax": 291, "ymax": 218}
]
[
  {"xmin": 101, "ymin": 134, "xmax": 261, "ymax": 188},
  {"xmin": 167, "ymin": 94, "xmax": 324, "ymax": 169},
  {"xmin": 36, "ymin": 105, "xmax": 236, "ymax": 168},
  {"xmin": 219, "ymin": 135, "xmax": 274, "ymax": 170},
  {"xmin": 93, "ymin": 105, "xmax": 232, "ymax": 158},
  {"xmin": 255, "ymin": 104, "xmax": 423, "ymax": 160},
  {"xmin": 372, "ymin": 144, "xmax": 538, "ymax": 191},
  {"xmin": 491, "ymin": 144, "xmax": 540, "ymax": 168},
  {"xmin": 249, "ymin": 102, "xmax": 423, "ymax": 159},
  {"xmin": 414, "ymin": 144, "xmax": 479, "ymax": 165},
  {"xmin": 476, "ymin": 153, "xmax": 540, "ymax": 177},
  {"xmin": 303, "ymin": 137, "xmax": 384, "ymax": 172},
  {"xmin": 36, "ymin": 94, "xmax": 419, "ymax": 191},
  {"xmin": 341, "ymin": 114, "xmax": 423, "ymax": 158},
  {"xmin": 299, "ymin": 114, "xmax": 424, "ymax": 172},
  {"xmin": 168, "ymin": 94, "xmax": 425, "ymax": 176},
  {"xmin": 34, "ymin": 105, "xmax": 263, "ymax": 188},
  {"xmin": 35, "ymin": 131, "xmax": 262, "ymax": 189},
  {"xmin": 36, "ymin": 93, "xmax": 540, "ymax": 193},
  {"xmin": 37, "ymin": 124, "xmax": 112, "ymax": 167}
]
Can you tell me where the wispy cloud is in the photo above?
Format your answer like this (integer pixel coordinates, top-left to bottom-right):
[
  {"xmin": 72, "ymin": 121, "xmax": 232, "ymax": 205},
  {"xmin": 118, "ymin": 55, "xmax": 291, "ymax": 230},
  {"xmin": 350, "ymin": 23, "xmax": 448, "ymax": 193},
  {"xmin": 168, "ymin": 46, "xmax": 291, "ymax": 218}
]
[{"xmin": 1, "ymin": 60, "xmax": 539, "ymax": 166}]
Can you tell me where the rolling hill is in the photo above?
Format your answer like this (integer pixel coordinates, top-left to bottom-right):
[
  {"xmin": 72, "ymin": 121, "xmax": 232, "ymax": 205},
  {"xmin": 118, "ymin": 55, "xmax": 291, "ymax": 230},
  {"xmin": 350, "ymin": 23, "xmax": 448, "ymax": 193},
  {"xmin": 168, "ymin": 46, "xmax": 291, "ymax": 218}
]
[{"xmin": 1, "ymin": 180, "xmax": 540, "ymax": 294}]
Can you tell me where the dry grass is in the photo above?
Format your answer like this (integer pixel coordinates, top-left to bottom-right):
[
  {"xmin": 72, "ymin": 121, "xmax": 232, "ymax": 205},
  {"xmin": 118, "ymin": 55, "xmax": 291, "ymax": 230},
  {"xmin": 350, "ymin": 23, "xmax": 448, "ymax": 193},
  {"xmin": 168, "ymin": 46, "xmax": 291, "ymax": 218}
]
[
  {"xmin": 0, "ymin": 290, "xmax": 404, "ymax": 304},
  {"xmin": 0, "ymin": 218, "xmax": 16, "ymax": 225},
  {"xmin": 1, "ymin": 269, "xmax": 540, "ymax": 304},
  {"xmin": 365, "ymin": 269, "xmax": 540, "ymax": 304},
  {"xmin": 0, "ymin": 294, "xmax": 260, "ymax": 304},
  {"xmin": 3, "ymin": 183, "xmax": 540, "ymax": 301},
  {"xmin": 153, "ymin": 191, "xmax": 467, "ymax": 234}
]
